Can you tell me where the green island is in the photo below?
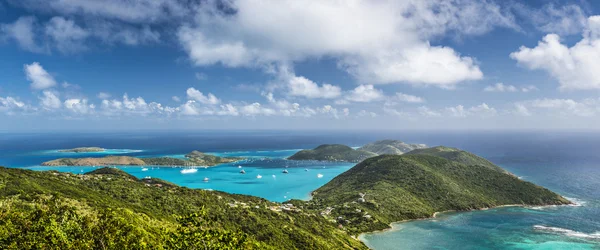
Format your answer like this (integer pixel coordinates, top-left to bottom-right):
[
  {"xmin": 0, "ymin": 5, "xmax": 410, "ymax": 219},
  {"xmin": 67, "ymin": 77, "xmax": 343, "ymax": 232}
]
[
  {"xmin": 58, "ymin": 147, "xmax": 106, "ymax": 153},
  {"xmin": 288, "ymin": 140, "xmax": 427, "ymax": 162},
  {"xmin": 288, "ymin": 144, "xmax": 378, "ymax": 162},
  {"xmin": 41, "ymin": 151, "xmax": 242, "ymax": 167},
  {"xmin": 1, "ymin": 145, "xmax": 571, "ymax": 249},
  {"xmin": 299, "ymin": 147, "xmax": 570, "ymax": 234}
]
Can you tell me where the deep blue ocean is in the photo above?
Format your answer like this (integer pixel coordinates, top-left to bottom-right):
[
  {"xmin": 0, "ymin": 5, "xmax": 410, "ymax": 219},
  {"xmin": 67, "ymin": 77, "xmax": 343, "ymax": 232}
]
[{"xmin": 0, "ymin": 130, "xmax": 598, "ymax": 249}]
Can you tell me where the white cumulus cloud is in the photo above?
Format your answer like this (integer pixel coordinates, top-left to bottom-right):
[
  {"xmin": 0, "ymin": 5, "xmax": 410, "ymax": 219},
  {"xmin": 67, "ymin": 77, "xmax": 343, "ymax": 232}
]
[
  {"xmin": 511, "ymin": 16, "xmax": 600, "ymax": 90},
  {"xmin": 0, "ymin": 96, "xmax": 28, "ymax": 114},
  {"xmin": 395, "ymin": 92, "xmax": 425, "ymax": 103},
  {"xmin": 39, "ymin": 90, "xmax": 61, "ymax": 109},
  {"xmin": 45, "ymin": 16, "xmax": 89, "ymax": 53},
  {"xmin": 484, "ymin": 83, "xmax": 518, "ymax": 92},
  {"xmin": 64, "ymin": 98, "xmax": 94, "ymax": 114},
  {"xmin": 24, "ymin": 62, "xmax": 57, "ymax": 90},
  {"xmin": 240, "ymin": 103, "xmax": 275, "ymax": 116},
  {"xmin": 176, "ymin": 0, "xmax": 515, "ymax": 87},
  {"xmin": 287, "ymin": 75, "xmax": 341, "ymax": 99},
  {"xmin": 344, "ymin": 85, "xmax": 384, "ymax": 103},
  {"xmin": 0, "ymin": 16, "xmax": 44, "ymax": 53},
  {"xmin": 186, "ymin": 87, "xmax": 220, "ymax": 105}
]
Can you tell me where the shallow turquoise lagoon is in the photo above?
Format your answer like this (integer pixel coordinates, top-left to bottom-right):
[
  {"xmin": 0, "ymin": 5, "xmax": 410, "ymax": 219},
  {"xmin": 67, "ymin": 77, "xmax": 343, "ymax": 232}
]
[
  {"xmin": 24, "ymin": 149, "xmax": 354, "ymax": 202},
  {"xmin": 361, "ymin": 206, "xmax": 598, "ymax": 250}
]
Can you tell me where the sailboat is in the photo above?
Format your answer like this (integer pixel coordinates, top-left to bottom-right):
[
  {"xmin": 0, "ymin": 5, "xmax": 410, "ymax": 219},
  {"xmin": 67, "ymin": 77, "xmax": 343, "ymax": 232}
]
[{"xmin": 282, "ymin": 169, "xmax": 289, "ymax": 174}]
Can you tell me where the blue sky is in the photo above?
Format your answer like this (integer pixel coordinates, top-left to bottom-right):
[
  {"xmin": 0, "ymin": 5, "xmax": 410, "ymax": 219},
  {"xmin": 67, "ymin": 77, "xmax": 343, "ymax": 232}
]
[{"xmin": 1, "ymin": 0, "xmax": 600, "ymax": 131}]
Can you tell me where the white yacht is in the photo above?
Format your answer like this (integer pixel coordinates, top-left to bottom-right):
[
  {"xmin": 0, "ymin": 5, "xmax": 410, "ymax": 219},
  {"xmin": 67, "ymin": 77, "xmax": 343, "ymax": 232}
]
[{"xmin": 180, "ymin": 168, "xmax": 198, "ymax": 174}]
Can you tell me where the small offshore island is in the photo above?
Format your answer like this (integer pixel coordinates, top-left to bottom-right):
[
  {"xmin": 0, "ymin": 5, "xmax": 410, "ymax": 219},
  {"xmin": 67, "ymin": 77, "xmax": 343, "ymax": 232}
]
[
  {"xmin": 58, "ymin": 147, "xmax": 106, "ymax": 153},
  {"xmin": 288, "ymin": 140, "xmax": 428, "ymax": 162},
  {"xmin": 41, "ymin": 150, "xmax": 242, "ymax": 167},
  {"xmin": 2, "ymin": 140, "xmax": 572, "ymax": 249}
]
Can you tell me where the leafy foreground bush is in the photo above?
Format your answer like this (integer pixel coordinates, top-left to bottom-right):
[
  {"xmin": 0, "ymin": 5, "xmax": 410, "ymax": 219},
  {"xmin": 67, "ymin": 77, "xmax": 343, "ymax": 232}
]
[
  {"xmin": 0, "ymin": 196, "xmax": 262, "ymax": 250},
  {"xmin": 0, "ymin": 167, "xmax": 366, "ymax": 249}
]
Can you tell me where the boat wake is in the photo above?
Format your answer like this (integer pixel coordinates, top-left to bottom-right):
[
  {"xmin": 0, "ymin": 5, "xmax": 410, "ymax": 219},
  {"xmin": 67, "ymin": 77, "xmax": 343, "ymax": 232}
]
[{"xmin": 533, "ymin": 225, "xmax": 600, "ymax": 241}]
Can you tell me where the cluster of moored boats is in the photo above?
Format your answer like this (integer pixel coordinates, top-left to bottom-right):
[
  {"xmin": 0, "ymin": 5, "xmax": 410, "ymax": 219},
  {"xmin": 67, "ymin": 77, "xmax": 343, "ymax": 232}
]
[
  {"xmin": 238, "ymin": 165, "xmax": 292, "ymax": 175},
  {"xmin": 142, "ymin": 164, "xmax": 323, "ymax": 183}
]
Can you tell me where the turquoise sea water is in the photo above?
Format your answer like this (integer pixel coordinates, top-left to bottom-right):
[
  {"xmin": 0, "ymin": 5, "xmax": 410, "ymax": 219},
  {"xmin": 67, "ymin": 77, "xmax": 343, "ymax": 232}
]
[
  {"xmin": 1, "ymin": 131, "xmax": 599, "ymax": 249},
  {"xmin": 360, "ymin": 205, "xmax": 598, "ymax": 249}
]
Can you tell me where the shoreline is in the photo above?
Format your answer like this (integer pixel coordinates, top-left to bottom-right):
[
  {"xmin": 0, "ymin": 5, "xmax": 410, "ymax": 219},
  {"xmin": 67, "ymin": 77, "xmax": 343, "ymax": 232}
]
[{"xmin": 357, "ymin": 202, "xmax": 576, "ymax": 244}]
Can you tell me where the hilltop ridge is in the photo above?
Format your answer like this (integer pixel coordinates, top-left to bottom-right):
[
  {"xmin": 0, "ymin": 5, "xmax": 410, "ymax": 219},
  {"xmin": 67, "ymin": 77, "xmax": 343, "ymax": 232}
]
[
  {"xmin": 405, "ymin": 146, "xmax": 507, "ymax": 173},
  {"xmin": 358, "ymin": 140, "xmax": 426, "ymax": 155},
  {"xmin": 288, "ymin": 144, "xmax": 377, "ymax": 162},
  {"xmin": 288, "ymin": 139, "xmax": 428, "ymax": 162}
]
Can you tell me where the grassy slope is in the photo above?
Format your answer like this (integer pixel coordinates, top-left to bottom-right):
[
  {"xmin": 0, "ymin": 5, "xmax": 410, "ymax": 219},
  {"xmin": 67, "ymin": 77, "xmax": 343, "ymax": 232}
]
[
  {"xmin": 0, "ymin": 167, "xmax": 366, "ymax": 249},
  {"xmin": 310, "ymin": 154, "xmax": 570, "ymax": 234},
  {"xmin": 405, "ymin": 146, "xmax": 507, "ymax": 173},
  {"xmin": 288, "ymin": 144, "xmax": 377, "ymax": 162}
]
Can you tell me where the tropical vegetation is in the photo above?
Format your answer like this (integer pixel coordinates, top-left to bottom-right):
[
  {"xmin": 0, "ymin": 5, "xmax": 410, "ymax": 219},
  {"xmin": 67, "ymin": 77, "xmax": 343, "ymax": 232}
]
[
  {"xmin": 308, "ymin": 153, "xmax": 570, "ymax": 234},
  {"xmin": 0, "ymin": 167, "xmax": 366, "ymax": 249},
  {"xmin": 288, "ymin": 144, "xmax": 377, "ymax": 162}
]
